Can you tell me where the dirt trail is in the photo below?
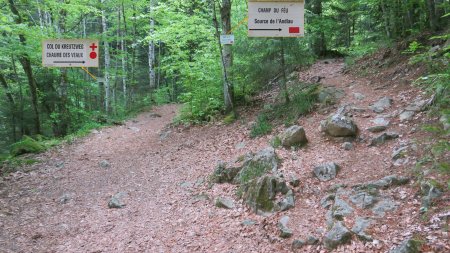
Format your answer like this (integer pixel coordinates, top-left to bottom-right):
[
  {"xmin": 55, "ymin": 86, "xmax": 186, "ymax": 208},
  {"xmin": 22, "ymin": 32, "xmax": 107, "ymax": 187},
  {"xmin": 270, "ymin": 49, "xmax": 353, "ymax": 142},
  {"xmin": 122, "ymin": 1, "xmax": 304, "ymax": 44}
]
[{"xmin": 0, "ymin": 60, "xmax": 447, "ymax": 253}]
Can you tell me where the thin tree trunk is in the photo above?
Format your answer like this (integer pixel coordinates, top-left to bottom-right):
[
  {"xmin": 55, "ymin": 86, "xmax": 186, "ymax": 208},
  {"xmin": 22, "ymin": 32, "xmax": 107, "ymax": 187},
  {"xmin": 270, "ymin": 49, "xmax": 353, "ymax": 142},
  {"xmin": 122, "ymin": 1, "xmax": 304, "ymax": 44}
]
[
  {"xmin": 214, "ymin": 0, "xmax": 234, "ymax": 113},
  {"xmin": 119, "ymin": 6, "xmax": 127, "ymax": 107},
  {"xmin": 101, "ymin": 0, "xmax": 111, "ymax": 114},
  {"xmin": 8, "ymin": 0, "xmax": 41, "ymax": 134},
  {"xmin": 426, "ymin": 0, "xmax": 439, "ymax": 31},
  {"xmin": 280, "ymin": 38, "xmax": 290, "ymax": 104},
  {"xmin": 0, "ymin": 71, "xmax": 17, "ymax": 141},
  {"xmin": 148, "ymin": 0, "xmax": 156, "ymax": 90}
]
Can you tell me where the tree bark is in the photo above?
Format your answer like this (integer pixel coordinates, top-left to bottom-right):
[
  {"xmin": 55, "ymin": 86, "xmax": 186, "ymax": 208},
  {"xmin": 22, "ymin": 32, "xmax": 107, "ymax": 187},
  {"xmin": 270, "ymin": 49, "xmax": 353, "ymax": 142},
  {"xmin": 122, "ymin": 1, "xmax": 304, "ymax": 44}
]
[
  {"xmin": 311, "ymin": 0, "xmax": 326, "ymax": 56},
  {"xmin": 426, "ymin": 0, "xmax": 439, "ymax": 31},
  {"xmin": 8, "ymin": 0, "xmax": 41, "ymax": 134},
  {"xmin": 148, "ymin": 0, "xmax": 156, "ymax": 90},
  {"xmin": 217, "ymin": 0, "xmax": 234, "ymax": 113},
  {"xmin": 0, "ymin": 71, "xmax": 17, "ymax": 141},
  {"xmin": 101, "ymin": 0, "xmax": 111, "ymax": 113}
]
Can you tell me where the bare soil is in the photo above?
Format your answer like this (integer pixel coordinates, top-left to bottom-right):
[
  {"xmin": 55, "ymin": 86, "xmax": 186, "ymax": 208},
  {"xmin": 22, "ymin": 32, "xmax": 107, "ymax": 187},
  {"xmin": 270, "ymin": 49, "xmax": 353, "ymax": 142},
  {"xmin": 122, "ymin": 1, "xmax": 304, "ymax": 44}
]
[{"xmin": 0, "ymin": 59, "xmax": 448, "ymax": 253}]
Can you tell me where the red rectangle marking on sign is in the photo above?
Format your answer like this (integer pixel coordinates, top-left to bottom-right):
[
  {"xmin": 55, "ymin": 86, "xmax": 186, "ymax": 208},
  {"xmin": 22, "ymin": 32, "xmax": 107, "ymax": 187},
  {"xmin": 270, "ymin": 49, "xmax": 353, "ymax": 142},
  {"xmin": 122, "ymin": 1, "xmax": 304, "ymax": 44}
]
[{"xmin": 289, "ymin": 27, "xmax": 300, "ymax": 33}]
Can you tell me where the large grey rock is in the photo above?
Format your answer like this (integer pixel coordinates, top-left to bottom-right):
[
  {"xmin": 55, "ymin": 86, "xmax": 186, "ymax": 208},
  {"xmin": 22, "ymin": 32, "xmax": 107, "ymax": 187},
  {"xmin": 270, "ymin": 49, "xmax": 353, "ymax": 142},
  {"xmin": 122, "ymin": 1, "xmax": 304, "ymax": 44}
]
[
  {"xmin": 321, "ymin": 114, "xmax": 358, "ymax": 137},
  {"xmin": 242, "ymin": 175, "xmax": 288, "ymax": 214},
  {"xmin": 323, "ymin": 221, "xmax": 352, "ymax": 249},
  {"xmin": 280, "ymin": 125, "xmax": 307, "ymax": 148},
  {"xmin": 292, "ymin": 239, "xmax": 305, "ymax": 249},
  {"xmin": 313, "ymin": 163, "xmax": 340, "ymax": 182},
  {"xmin": 234, "ymin": 147, "xmax": 279, "ymax": 184},
  {"xmin": 369, "ymin": 132, "xmax": 399, "ymax": 146},
  {"xmin": 353, "ymin": 175, "xmax": 409, "ymax": 190},
  {"xmin": 371, "ymin": 197, "xmax": 397, "ymax": 217},
  {"xmin": 349, "ymin": 191, "xmax": 377, "ymax": 209},
  {"xmin": 333, "ymin": 196, "xmax": 354, "ymax": 219},
  {"xmin": 320, "ymin": 194, "xmax": 335, "ymax": 209},
  {"xmin": 318, "ymin": 86, "xmax": 345, "ymax": 105},
  {"xmin": 278, "ymin": 216, "xmax": 293, "ymax": 238},
  {"xmin": 371, "ymin": 117, "xmax": 390, "ymax": 127},
  {"xmin": 211, "ymin": 162, "xmax": 241, "ymax": 184},
  {"xmin": 370, "ymin": 97, "xmax": 393, "ymax": 113},
  {"xmin": 215, "ymin": 197, "xmax": 235, "ymax": 209},
  {"xmin": 352, "ymin": 217, "xmax": 373, "ymax": 241},
  {"xmin": 389, "ymin": 238, "xmax": 421, "ymax": 253}
]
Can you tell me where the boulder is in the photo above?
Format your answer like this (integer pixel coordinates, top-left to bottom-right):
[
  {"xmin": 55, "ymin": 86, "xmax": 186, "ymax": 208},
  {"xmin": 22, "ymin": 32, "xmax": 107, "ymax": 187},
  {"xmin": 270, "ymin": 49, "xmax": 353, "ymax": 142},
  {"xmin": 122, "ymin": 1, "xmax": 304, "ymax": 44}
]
[
  {"xmin": 234, "ymin": 147, "xmax": 279, "ymax": 184},
  {"xmin": 278, "ymin": 216, "xmax": 293, "ymax": 238},
  {"xmin": 353, "ymin": 92, "xmax": 365, "ymax": 100},
  {"xmin": 215, "ymin": 197, "xmax": 235, "ymax": 209},
  {"xmin": 279, "ymin": 125, "xmax": 307, "ymax": 148},
  {"xmin": 332, "ymin": 195, "xmax": 354, "ymax": 219},
  {"xmin": 369, "ymin": 132, "xmax": 399, "ymax": 146},
  {"xmin": 211, "ymin": 162, "xmax": 242, "ymax": 184},
  {"xmin": 370, "ymin": 97, "xmax": 393, "ymax": 113},
  {"xmin": 321, "ymin": 114, "xmax": 358, "ymax": 137},
  {"xmin": 352, "ymin": 217, "xmax": 373, "ymax": 241},
  {"xmin": 371, "ymin": 197, "xmax": 397, "ymax": 217},
  {"xmin": 399, "ymin": 110, "xmax": 415, "ymax": 122},
  {"xmin": 354, "ymin": 175, "xmax": 409, "ymax": 190},
  {"xmin": 349, "ymin": 191, "xmax": 377, "ymax": 209},
  {"xmin": 242, "ymin": 175, "xmax": 288, "ymax": 213},
  {"xmin": 367, "ymin": 125, "xmax": 387, "ymax": 133},
  {"xmin": 323, "ymin": 221, "xmax": 352, "ymax": 249},
  {"xmin": 313, "ymin": 163, "xmax": 340, "ymax": 182}
]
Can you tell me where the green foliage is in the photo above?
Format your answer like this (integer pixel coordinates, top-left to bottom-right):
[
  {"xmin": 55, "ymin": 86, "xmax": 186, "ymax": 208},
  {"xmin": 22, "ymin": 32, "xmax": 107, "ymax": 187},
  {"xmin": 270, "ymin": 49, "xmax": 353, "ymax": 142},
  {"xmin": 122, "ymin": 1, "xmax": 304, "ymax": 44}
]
[
  {"xmin": 223, "ymin": 112, "xmax": 237, "ymax": 125},
  {"xmin": 238, "ymin": 163, "xmax": 269, "ymax": 185},
  {"xmin": 250, "ymin": 113, "xmax": 272, "ymax": 138},
  {"xmin": 404, "ymin": 41, "xmax": 425, "ymax": 54},
  {"xmin": 153, "ymin": 86, "xmax": 173, "ymax": 105},
  {"xmin": 270, "ymin": 136, "xmax": 282, "ymax": 149},
  {"xmin": 10, "ymin": 136, "xmax": 46, "ymax": 157}
]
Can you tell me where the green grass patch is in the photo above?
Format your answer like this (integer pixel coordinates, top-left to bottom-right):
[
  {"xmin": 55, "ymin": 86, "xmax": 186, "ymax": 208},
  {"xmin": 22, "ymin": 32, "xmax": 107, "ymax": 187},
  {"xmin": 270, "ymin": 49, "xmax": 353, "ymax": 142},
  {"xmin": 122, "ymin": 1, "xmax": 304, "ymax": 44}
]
[
  {"xmin": 10, "ymin": 136, "xmax": 46, "ymax": 157},
  {"xmin": 250, "ymin": 113, "xmax": 272, "ymax": 138}
]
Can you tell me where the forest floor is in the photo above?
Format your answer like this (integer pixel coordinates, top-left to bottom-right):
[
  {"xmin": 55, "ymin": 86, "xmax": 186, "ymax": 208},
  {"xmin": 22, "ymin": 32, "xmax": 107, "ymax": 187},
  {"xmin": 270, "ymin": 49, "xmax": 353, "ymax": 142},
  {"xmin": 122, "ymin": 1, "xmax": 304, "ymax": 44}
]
[{"xmin": 0, "ymin": 59, "xmax": 449, "ymax": 253}]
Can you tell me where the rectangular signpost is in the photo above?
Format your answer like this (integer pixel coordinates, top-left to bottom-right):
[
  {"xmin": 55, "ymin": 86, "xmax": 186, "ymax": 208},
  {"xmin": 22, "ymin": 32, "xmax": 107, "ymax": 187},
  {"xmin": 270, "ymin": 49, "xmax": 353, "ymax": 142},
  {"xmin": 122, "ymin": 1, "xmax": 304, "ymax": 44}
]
[
  {"xmin": 248, "ymin": 0, "xmax": 304, "ymax": 37},
  {"xmin": 220, "ymin": 34, "xmax": 235, "ymax": 45},
  {"xmin": 42, "ymin": 39, "xmax": 99, "ymax": 67}
]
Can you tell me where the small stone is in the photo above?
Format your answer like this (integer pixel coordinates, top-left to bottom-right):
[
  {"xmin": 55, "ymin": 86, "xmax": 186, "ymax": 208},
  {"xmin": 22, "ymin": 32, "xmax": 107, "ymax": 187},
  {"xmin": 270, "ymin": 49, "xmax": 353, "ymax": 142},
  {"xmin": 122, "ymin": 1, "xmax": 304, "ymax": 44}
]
[
  {"xmin": 313, "ymin": 163, "xmax": 340, "ymax": 182},
  {"xmin": 108, "ymin": 192, "xmax": 126, "ymax": 209},
  {"xmin": 367, "ymin": 125, "xmax": 387, "ymax": 133},
  {"xmin": 369, "ymin": 132, "xmax": 399, "ymax": 146},
  {"xmin": 342, "ymin": 142, "xmax": 353, "ymax": 150},
  {"xmin": 289, "ymin": 176, "xmax": 300, "ymax": 187},
  {"xmin": 278, "ymin": 216, "xmax": 293, "ymax": 238},
  {"xmin": 389, "ymin": 238, "xmax": 421, "ymax": 253},
  {"xmin": 215, "ymin": 197, "xmax": 235, "ymax": 209},
  {"xmin": 278, "ymin": 190, "xmax": 295, "ymax": 211},
  {"xmin": 370, "ymin": 97, "xmax": 393, "ymax": 113},
  {"xmin": 392, "ymin": 146, "xmax": 408, "ymax": 160},
  {"xmin": 306, "ymin": 235, "xmax": 319, "ymax": 245},
  {"xmin": 353, "ymin": 92, "xmax": 365, "ymax": 100},
  {"xmin": 399, "ymin": 111, "xmax": 415, "ymax": 122},
  {"xmin": 59, "ymin": 193, "xmax": 71, "ymax": 204},
  {"xmin": 292, "ymin": 239, "xmax": 305, "ymax": 249},
  {"xmin": 371, "ymin": 117, "xmax": 390, "ymax": 127},
  {"xmin": 241, "ymin": 219, "xmax": 257, "ymax": 226},
  {"xmin": 323, "ymin": 221, "xmax": 352, "ymax": 249},
  {"xmin": 99, "ymin": 160, "xmax": 110, "ymax": 168}
]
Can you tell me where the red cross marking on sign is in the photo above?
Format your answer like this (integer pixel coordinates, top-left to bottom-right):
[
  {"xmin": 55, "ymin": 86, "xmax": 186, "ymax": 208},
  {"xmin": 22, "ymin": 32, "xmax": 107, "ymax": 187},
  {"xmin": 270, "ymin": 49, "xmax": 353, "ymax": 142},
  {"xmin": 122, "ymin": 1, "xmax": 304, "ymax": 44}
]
[{"xmin": 89, "ymin": 43, "xmax": 97, "ymax": 51}]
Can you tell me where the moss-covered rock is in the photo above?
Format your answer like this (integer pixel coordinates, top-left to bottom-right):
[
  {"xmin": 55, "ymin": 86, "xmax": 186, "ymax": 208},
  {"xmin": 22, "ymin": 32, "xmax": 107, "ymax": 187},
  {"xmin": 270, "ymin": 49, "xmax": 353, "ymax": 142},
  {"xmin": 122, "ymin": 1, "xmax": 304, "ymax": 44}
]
[
  {"xmin": 10, "ymin": 136, "xmax": 46, "ymax": 157},
  {"xmin": 242, "ymin": 175, "xmax": 288, "ymax": 214}
]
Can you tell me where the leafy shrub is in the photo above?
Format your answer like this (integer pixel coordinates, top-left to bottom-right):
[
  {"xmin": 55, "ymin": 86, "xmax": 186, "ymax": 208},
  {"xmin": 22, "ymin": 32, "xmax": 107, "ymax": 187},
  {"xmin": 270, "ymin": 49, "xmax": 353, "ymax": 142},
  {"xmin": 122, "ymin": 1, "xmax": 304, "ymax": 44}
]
[
  {"xmin": 250, "ymin": 113, "xmax": 272, "ymax": 138},
  {"xmin": 10, "ymin": 136, "xmax": 46, "ymax": 157}
]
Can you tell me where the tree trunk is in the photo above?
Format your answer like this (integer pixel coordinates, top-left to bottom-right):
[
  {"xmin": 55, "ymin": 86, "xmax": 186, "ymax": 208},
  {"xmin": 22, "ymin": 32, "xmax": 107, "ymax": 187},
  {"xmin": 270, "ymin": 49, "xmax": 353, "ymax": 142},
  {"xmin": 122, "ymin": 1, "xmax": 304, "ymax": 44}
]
[
  {"xmin": 0, "ymin": 71, "xmax": 17, "ymax": 142},
  {"xmin": 148, "ymin": 0, "xmax": 156, "ymax": 90},
  {"xmin": 311, "ymin": 0, "xmax": 326, "ymax": 56},
  {"xmin": 101, "ymin": 0, "xmax": 111, "ymax": 113},
  {"xmin": 280, "ymin": 39, "xmax": 290, "ymax": 104},
  {"xmin": 426, "ymin": 0, "xmax": 439, "ymax": 31},
  {"xmin": 217, "ymin": 0, "xmax": 234, "ymax": 113},
  {"xmin": 120, "ymin": 5, "xmax": 127, "ymax": 107},
  {"xmin": 8, "ymin": 0, "xmax": 41, "ymax": 134}
]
